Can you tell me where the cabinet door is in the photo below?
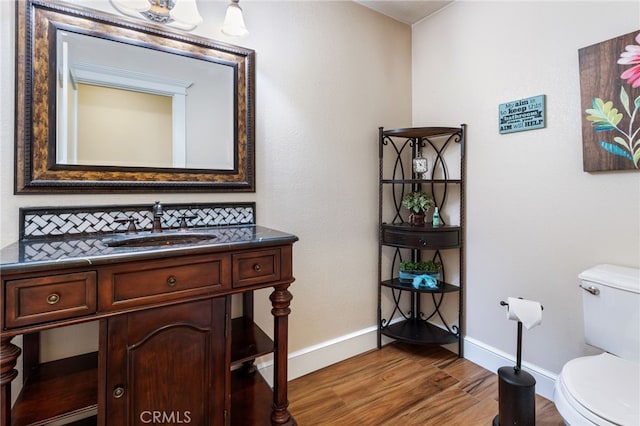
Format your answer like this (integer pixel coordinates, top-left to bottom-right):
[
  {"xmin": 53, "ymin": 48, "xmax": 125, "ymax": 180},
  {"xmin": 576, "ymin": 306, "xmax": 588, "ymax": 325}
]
[{"xmin": 104, "ymin": 298, "xmax": 228, "ymax": 426}]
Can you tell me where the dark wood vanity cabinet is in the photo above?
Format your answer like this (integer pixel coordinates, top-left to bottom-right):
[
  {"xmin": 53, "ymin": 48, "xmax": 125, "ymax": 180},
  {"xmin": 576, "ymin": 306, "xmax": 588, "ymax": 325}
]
[
  {"xmin": 102, "ymin": 298, "xmax": 228, "ymax": 426},
  {"xmin": 0, "ymin": 229, "xmax": 297, "ymax": 426}
]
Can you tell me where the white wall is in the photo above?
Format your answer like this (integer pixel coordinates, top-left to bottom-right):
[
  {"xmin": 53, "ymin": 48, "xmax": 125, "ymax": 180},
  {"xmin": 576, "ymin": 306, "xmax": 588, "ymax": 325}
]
[
  {"xmin": 412, "ymin": 0, "xmax": 640, "ymax": 376},
  {"xmin": 0, "ymin": 0, "xmax": 410, "ymax": 367},
  {"xmin": 225, "ymin": 1, "xmax": 413, "ymax": 351}
]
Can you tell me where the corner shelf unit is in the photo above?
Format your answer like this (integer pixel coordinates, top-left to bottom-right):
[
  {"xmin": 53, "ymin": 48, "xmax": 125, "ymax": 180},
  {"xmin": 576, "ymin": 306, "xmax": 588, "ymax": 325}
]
[{"xmin": 377, "ymin": 125, "xmax": 466, "ymax": 356}]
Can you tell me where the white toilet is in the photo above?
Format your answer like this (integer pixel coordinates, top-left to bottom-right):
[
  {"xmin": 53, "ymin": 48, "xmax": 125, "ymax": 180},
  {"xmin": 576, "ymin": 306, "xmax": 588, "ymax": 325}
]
[{"xmin": 554, "ymin": 264, "xmax": 640, "ymax": 425}]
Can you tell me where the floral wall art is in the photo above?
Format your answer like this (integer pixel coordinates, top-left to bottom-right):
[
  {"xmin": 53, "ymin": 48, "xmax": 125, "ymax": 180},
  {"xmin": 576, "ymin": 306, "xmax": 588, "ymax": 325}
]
[{"xmin": 579, "ymin": 30, "xmax": 640, "ymax": 172}]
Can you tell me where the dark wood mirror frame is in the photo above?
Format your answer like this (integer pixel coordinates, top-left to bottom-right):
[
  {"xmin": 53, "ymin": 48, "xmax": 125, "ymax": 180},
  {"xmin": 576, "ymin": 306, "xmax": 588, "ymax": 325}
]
[{"xmin": 15, "ymin": 0, "xmax": 255, "ymax": 193}]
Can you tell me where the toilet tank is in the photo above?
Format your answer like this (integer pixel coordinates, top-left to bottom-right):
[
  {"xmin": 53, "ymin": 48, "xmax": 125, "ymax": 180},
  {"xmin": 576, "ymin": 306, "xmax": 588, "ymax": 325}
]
[{"xmin": 579, "ymin": 264, "xmax": 640, "ymax": 362}]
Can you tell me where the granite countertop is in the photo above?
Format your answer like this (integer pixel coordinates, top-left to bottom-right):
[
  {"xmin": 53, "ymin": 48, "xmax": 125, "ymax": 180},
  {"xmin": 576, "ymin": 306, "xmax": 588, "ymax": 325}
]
[{"xmin": 0, "ymin": 225, "xmax": 298, "ymax": 274}]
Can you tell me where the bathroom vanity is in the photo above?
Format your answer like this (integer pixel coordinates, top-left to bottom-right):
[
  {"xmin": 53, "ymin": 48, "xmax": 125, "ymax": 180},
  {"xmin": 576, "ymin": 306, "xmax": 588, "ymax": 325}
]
[{"xmin": 0, "ymin": 204, "xmax": 298, "ymax": 425}]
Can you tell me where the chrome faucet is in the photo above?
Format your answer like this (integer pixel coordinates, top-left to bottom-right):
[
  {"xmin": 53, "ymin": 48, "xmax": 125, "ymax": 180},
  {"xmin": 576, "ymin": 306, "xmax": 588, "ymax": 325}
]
[{"xmin": 152, "ymin": 201, "xmax": 164, "ymax": 233}]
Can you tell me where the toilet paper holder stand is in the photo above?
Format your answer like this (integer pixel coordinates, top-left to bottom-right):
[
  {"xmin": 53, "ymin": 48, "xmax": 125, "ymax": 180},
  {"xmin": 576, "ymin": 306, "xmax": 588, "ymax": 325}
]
[
  {"xmin": 493, "ymin": 299, "xmax": 544, "ymax": 426},
  {"xmin": 499, "ymin": 299, "xmax": 543, "ymax": 372}
]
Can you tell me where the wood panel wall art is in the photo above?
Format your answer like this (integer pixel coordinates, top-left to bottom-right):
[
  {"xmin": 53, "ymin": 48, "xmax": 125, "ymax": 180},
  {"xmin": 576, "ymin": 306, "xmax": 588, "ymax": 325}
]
[{"xmin": 579, "ymin": 30, "xmax": 640, "ymax": 172}]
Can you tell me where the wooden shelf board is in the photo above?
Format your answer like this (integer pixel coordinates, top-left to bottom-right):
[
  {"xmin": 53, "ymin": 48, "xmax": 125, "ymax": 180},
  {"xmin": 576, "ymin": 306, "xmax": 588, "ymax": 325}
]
[
  {"xmin": 381, "ymin": 223, "xmax": 461, "ymax": 232},
  {"xmin": 381, "ymin": 319, "xmax": 459, "ymax": 346},
  {"xmin": 381, "ymin": 179, "xmax": 462, "ymax": 185},
  {"xmin": 382, "ymin": 127, "xmax": 461, "ymax": 138},
  {"xmin": 230, "ymin": 369, "xmax": 274, "ymax": 426},
  {"xmin": 65, "ymin": 416, "xmax": 97, "ymax": 426},
  {"xmin": 381, "ymin": 278, "xmax": 459, "ymax": 293},
  {"xmin": 231, "ymin": 317, "xmax": 274, "ymax": 366},
  {"xmin": 12, "ymin": 352, "xmax": 98, "ymax": 426}
]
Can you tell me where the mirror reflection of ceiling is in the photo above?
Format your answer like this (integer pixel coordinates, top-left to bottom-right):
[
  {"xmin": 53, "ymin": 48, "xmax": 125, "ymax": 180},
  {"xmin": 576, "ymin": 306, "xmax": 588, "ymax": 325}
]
[{"xmin": 56, "ymin": 30, "xmax": 235, "ymax": 170}]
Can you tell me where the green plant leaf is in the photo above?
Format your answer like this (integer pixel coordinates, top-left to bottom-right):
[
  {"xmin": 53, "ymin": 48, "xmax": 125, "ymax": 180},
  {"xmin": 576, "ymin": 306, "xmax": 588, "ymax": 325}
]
[
  {"xmin": 634, "ymin": 149, "xmax": 640, "ymax": 168},
  {"xmin": 585, "ymin": 98, "xmax": 623, "ymax": 131},
  {"xmin": 401, "ymin": 192, "xmax": 434, "ymax": 213},
  {"xmin": 620, "ymin": 87, "xmax": 631, "ymax": 117},
  {"xmin": 599, "ymin": 141, "xmax": 633, "ymax": 161},
  {"xmin": 399, "ymin": 260, "xmax": 442, "ymax": 272},
  {"xmin": 613, "ymin": 136, "xmax": 631, "ymax": 149},
  {"xmin": 635, "ymin": 95, "xmax": 640, "ymax": 108}
]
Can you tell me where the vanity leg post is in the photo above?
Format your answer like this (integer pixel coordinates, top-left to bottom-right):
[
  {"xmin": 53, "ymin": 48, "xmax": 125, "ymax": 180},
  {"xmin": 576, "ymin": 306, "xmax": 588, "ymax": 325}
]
[
  {"xmin": 22, "ymin": 333, "xmax": 40, "ymax": 382},
  {"xmin": 269, "ymin": 284, "xmax": 296, "ymax": 426},
  {"xmin": 241, "ymin": 292, "xmax": 258, "ymax": 374},
  {"xmin": 1, "ymin": 336, "xmax": 21, "ymax": 425}
]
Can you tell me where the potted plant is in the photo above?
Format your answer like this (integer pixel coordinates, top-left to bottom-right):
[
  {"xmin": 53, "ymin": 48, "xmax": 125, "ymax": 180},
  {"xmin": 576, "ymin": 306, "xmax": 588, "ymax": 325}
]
[
  {"xmin": 401, "ymin": 191, "xmax": 435, "ymax": 225},
  {"xmin": 399, "ymin": 260, "xmax": 443, "ymax": 282}
]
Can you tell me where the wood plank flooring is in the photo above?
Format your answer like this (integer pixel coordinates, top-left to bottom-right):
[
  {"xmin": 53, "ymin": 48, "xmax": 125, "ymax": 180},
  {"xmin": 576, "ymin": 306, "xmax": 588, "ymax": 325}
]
[{"xmin": 288, "ymin": 343, "xmax": 564, "ymax": 425}]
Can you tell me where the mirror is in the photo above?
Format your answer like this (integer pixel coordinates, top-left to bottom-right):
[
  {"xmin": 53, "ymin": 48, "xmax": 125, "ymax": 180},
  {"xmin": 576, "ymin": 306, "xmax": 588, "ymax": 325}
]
[
  {"xmin": 56, "ymin": 31, "xmax": 235, "ymax": 170},
  {"xmin": 15, "ymin": 0, "xmax": 255, "ymax": 192}
]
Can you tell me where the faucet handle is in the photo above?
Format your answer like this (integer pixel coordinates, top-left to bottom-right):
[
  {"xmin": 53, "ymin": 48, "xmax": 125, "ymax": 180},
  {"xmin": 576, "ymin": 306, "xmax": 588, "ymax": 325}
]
[
  {"xmin": 179, "ymin": 215, "xmax": 197, "ymax": 230},
  {"xmin": 116, "ymin": 217, "xmax": 139, "ymax": 234},
  {"xmin": 153, "ymin": 201, "xmax": 163, "ymax": 216}
]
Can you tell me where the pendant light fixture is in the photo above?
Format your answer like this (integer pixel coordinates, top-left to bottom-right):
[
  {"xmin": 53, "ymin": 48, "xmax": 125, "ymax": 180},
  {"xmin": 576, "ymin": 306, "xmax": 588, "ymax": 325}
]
[
  {"xmin": 110, "ymin": 0, "xmax": 248, "ymax": 36},
  {"xmin": 110, "ymin": 0, "xmax": 203, "ymax": 31},
  {"xmin": 221, "ymin": 0, "xmax": 248, "ymax": 37}
]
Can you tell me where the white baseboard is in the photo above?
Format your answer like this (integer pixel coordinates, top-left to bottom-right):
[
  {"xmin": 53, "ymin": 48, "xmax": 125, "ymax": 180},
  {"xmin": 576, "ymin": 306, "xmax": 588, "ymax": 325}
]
[
  {"xmin": 256, "ymin": 325, "xmax": 381, "ymax": 387},
  {"xmin": 463, "ymin": 336, "xmax": 558, "ymax": 400},
  {"xmin": 257, "ymin": 327, "xmax": 558, "ymax": 401}
]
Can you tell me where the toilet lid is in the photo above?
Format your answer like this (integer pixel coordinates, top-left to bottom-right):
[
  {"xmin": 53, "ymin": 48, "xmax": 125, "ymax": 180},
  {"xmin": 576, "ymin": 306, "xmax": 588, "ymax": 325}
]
[
  {"xmin": 561, "ymin": 353, "xmax": 640, "ymax": 425},
  {"xmin": 578, "ymin": 264, "xmax": 640, "ymax": 293}
]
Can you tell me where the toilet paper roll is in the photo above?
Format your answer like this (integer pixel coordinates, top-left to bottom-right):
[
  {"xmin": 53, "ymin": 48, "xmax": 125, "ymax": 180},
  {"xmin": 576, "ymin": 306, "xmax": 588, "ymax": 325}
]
[{"xmin": 507, "ymin": 297, "xmax": 542, "ymax": 330}]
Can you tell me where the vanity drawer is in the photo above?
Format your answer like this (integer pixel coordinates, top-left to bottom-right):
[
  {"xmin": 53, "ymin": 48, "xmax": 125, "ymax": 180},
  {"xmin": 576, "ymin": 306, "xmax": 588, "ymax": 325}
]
[
  {"xmin": 5, "ymin": 272, "xmax": 97, "ymax": 328},
  {"xmin": 232, "ymin": 249, "xmax": 281, "ymax": 288},
  {"xmin": 382, "ymin": 226, "xmax": 460, "ymax": 249},
  {"xmin": 99, "ymin": 254, "xmax": 230, "ymax": 311}
]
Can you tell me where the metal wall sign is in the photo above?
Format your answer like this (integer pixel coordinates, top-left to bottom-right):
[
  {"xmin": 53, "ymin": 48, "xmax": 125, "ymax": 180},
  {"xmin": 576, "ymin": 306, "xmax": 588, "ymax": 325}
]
[{"xmin": 499, "ymin": 95, "xmax": 546, "ymax": 134}]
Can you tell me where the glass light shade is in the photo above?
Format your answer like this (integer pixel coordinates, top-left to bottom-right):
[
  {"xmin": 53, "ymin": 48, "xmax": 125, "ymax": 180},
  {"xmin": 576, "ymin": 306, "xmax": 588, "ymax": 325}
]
[
  {"xmin": 111, "ymin": 0, "xmax": 151, "ymax": 13},
  {"xmin": 170, "ymin": 0, "xmax": 203, "ymax": 28},
  {"xmin": 222, "ymin": 1, "xmax": 248, "ymax": 36}
]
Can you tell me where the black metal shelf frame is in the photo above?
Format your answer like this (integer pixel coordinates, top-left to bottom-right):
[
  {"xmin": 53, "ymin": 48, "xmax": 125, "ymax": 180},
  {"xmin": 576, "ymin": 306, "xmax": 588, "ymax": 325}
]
[{"xmin": 377, "ymin": 125, "xmax": 466, "ymax": 355}]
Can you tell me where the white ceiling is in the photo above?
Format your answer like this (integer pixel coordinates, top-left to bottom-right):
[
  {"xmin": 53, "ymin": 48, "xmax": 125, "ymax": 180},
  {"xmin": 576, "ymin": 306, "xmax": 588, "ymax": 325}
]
[{"xmin": 355, "ymin": 1, "xmax": 453, "ymax": 25}]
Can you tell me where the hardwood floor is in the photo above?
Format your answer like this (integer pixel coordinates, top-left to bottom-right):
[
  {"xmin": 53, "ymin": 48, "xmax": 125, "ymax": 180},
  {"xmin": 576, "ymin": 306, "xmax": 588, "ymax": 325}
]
[{"xmin": 288, "ymin": 343, "xmax": 565, "ymax": 425}]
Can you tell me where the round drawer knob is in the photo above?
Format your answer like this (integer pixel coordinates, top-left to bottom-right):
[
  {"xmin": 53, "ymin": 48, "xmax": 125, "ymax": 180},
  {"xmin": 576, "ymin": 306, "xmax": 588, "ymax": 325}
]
[
  {"xmin": 46, "ymin": 293, "xmax": 60, "ymax": 305},
  {"xmin": 253, "ymin": 264, "xmax": 262, "ymax": 272},
  {"xmin": 167, "ymin": 276, "xmax": 177, "ymax": 287},
  {"xmin": 419, "ymin": 238, "xmax": 428, "ymax": 247},
  {"xmin": 113, "ymin": 387, "xmax": 125, "ymax": 399}
]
